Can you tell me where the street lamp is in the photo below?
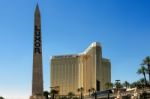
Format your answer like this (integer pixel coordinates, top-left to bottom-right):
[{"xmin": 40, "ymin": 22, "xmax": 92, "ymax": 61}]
[
  {"xmin": 115, "ymin": 80, "xmax": 121, "ymax": 91},
  {"xmin": 115, "ymin": 80, "xmax": 120, "ymax": 83}
]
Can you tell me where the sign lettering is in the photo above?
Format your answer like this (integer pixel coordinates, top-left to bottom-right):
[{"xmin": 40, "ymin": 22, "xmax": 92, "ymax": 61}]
[{"xmin": 34, "ymin": 26, "xmax": 41, "ymax": 54}]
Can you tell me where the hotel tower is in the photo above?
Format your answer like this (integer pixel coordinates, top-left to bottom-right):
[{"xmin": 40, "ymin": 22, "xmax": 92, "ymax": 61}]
[{"xmin": 50, "ymin": 42, "xmax": 111, "ymax": 95}]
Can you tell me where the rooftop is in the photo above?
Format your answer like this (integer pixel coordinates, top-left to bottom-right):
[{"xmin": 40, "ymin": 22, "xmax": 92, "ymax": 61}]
[{"xmin": 51, "ymin": 42, "xmax": 101, "ymax": 59}]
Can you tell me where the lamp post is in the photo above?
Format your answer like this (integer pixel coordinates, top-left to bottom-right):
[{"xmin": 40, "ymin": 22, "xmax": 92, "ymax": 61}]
[
  {"xmin": 115, "ymin": 80, "xmax": 120, "ymax": 92},
  {"xmin": 107, "ymin": 90, "xmax": 112, "ymax": 99},
  {"xmin": 115, "ymin": 80, "xmax": 121, "ymax": 99}
]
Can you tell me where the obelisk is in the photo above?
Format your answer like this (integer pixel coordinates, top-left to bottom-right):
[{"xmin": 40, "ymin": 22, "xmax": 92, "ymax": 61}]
[{"xmin": 30, "ymin": 4, "xmax": 45, "ymax": 99}]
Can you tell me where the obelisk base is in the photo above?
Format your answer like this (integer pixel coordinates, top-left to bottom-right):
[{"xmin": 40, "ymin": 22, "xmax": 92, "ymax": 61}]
[{"xmin": 30, "ymin": 95, "xmax": 45, "ymax": 99}]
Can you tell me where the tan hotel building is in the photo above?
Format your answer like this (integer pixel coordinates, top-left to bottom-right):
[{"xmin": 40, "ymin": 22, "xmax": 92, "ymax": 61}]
[{"xmin": 50, "ymin": 42, "xmax": 111, "ymax": 95}]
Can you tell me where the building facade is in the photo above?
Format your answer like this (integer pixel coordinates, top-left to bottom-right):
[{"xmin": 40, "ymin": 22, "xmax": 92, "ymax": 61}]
[{"xmin": 50, "ymin": 42, "xmax": 111, "ymax": 95}]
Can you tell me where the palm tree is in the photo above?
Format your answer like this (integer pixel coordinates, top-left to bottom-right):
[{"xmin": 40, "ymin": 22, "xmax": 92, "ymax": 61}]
[
  {"xmin": 50, "ymin": 89, "xmax": 59, "ymax": 99},
  {"xmin": 139, "ymin": 78, "xmax": 145, "ymax": 84},
  {"xmin": 43, "ymin": 91, "xmax": 50, "ymax": 99},
  {"xmin": 143, "ymin": 56, "xmax": 150, "ymax": 83},
  {"xmin": 115, "ymin": 81, "xmax": 123, "ymax": 91},
  {"xmin": 88, "ymin": 89, "xmax": 92, "ymax": 96},
  {"xmin": 138, "ymin": 78, "xmax": 146, "ymax": 89},
  {"xmin": 123, "ymin": 81, "xmax": 130, "ymax": 89},
  {"xmin": 68, "ymin": 92, "xmax": 75, "ymax": 99},
  {"xmin": 91, "ymin": 88, "xmax": 97, "ymax": 99},
  {"xmin": 60, "ymin": 96, "xmax": 67, "ymax": 99},
  {"xmin": 0, "ymin": 97, "xmax": 4, "ymax": 99},
  {"xmin": 77, "ymin": 87, "xmax": 84, "ymax": 99},
  {"xmin": 130, "ymin": 81, "xmax": 138, "ymax": 88},
  {"xmin": 105, "ymin": 82, "xmax": 113, "ymax": 89},
  {"xmin": 137, "ymin": 65, "xmax": 147, "ymax": 85},
  {"xmin": 91, "ymin": 88, "xmax": 95, "ymax": 93},
  {"xmin": 130, "ymin": 79, "xmax": 146, "ymax": 89}
]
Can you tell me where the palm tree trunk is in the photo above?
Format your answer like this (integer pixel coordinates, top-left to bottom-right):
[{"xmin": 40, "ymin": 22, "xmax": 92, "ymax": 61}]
[
  {"xmin": 81, "ymin": 92, "xmax": 83, "ymax": 99},
  {"xmin": 52, "ymin": 94, "xmax": 54, "ymax": 99},
  {"xmin": 94, "ymin": 92, "xmax": 97, "ymax": 99},
  {"xmin": 143, "ymin": 73, "xmax": 147, "ymax": 85},
  {"xmin": 148, "ymin": 64, "xmax": 150, "ymax": 84},
  {"xmin": 107, "ymin": 92, "xmax": 110, "ymax": 99}
]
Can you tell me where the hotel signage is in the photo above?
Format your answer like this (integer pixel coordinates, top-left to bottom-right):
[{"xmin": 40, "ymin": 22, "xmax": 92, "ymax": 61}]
[{"xmin": 34, "ymin": 26, "xmax": 41, "ymax": 54}]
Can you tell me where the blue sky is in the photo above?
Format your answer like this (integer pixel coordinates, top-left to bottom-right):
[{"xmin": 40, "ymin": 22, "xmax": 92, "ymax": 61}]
[{"xmin": 0, "ymin": 0, "xmax": 150, "ymax": 99}]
